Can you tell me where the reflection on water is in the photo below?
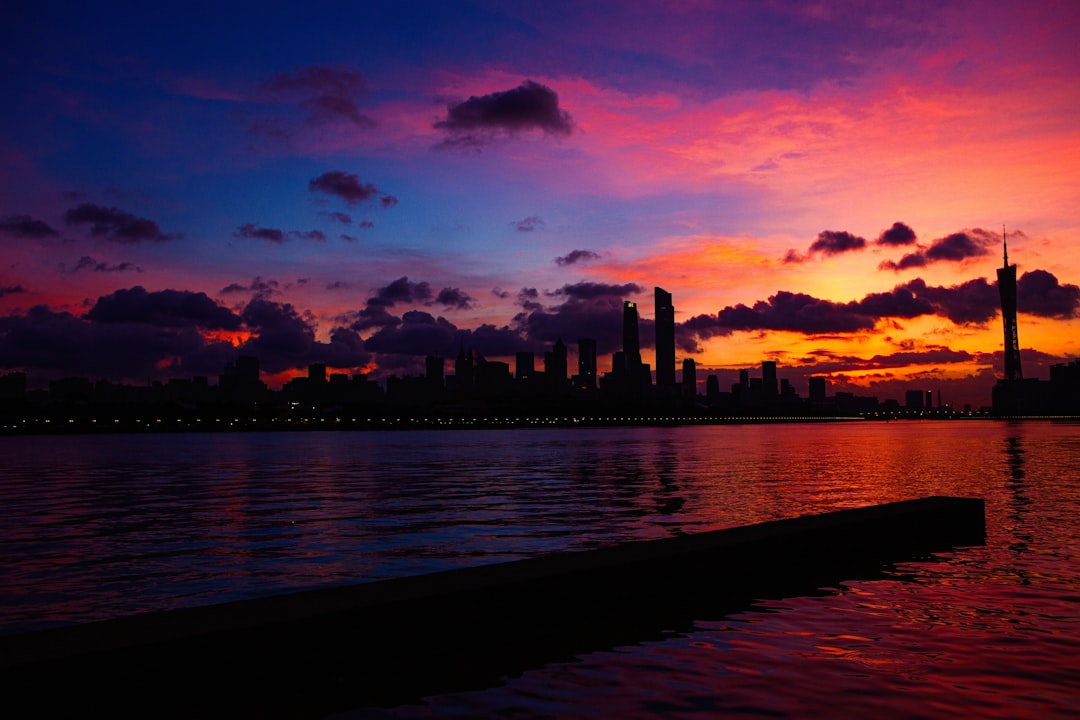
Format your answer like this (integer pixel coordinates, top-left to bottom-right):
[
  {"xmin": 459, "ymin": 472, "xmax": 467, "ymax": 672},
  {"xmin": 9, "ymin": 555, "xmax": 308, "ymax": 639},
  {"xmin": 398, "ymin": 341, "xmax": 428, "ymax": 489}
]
[{"xmin": 2, "ymin": 422, "xmax": 1078, "ymax": 718}]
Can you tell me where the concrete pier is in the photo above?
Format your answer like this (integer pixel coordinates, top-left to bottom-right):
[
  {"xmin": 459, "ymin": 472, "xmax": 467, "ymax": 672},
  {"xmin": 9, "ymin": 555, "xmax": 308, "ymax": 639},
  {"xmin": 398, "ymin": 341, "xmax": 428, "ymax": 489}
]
[{"xmin": 0, "ymin": 496, "xmax": 984, "ymax": 717}]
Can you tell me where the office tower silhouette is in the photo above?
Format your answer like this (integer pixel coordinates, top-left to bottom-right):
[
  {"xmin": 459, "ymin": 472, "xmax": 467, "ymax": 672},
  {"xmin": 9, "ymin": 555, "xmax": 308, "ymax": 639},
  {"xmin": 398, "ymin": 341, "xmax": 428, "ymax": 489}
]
[
  {"xmin": 516, "ymin": 352, "xmax": 535, "ymax": 381},
  {"xmin": 761, "ymin": 360, "xmax": 778, "ymax": 399},
  {"xmin": 578, "ymin": 338, "xmax": 597, "ymax": 389},
  {"xmin": 545, "ymin": 339, "xmax": 568, "ymax": 393},
  {"xmin": 682, "ymin": 358, "xmax": 696, "ymax": 398},
  {"xmin": 623, "ymin": 301, "xmax": 642, "ymax": 370},
  {"xmin": 655, "ymin": 287, "xmax": 676, "ymax": 392},
  {"xmin": 426, "ymin": 355, "xmax": 445, "ymax": 388},
  {"xmin": 308, "ymin": 363, "xmax": 327, "ymax": 384},
  {"xmin": 998, "ymin": 231, "xmax": 1023, "ymax": 382}
]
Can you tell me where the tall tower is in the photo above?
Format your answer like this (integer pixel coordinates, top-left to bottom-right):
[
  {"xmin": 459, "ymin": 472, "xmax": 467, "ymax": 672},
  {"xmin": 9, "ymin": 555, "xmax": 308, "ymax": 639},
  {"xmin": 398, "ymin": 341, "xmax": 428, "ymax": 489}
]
[
  {"xmin": 997, "ymin": 229, "xmax": 1023, "ymax": 382},
  {"xmin": 654, "ymin": 287, "xmax": 676, "ymax": 392},
  {"xmin": 623, "ymin": 301, "xmax": 642, "ymax": 370},
  {"xmin": 578, "ymin": 338, "xmax": 597, "ymax": 389}
]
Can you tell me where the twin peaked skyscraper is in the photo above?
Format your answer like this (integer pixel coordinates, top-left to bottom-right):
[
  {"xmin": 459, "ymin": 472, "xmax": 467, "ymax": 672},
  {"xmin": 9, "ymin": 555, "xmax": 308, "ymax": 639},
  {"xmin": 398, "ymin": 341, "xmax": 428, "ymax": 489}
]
[{"xmin": 620, "ymin": 286, "xmax": 677, "ymax": 395}]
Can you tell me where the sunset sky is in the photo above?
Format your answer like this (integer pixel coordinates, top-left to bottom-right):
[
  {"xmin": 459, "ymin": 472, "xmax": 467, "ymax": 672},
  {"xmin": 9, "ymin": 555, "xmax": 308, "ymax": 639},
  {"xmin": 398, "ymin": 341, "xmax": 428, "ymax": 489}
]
[{"xmin": 2, "ymin": 1, "xmax": 1078, "ymax": 408}]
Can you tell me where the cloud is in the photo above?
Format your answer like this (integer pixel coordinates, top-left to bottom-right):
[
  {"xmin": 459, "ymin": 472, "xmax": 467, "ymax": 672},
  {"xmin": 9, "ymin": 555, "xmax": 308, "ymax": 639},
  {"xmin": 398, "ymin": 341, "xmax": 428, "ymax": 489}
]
[
  {"xmin": 327, "ymin": 211, "xmax": 352, "ymax": 224},
  {"xmin": 880, "ymin": 228, "xmax": 997, "ymax": 271},
  {"xmin": 783, "ymin": 229, "xmax": 866, "ymax": 263},
  {"xmin": 219, "ymin": 276, "xmax": 280, "ymax": 298},
  {"xmin": 238, "ymin": 297, "xmax": 371, "ymax": 373},
  {"xmin": 1017, "ymin": 270, "xmax": 1080, "ymax": 318},
  {"xmin": 0, "ymin": 215, "xmax": 59, "ymax": 239},
  {"xmin": 234, "ymin": 224, "xmax": 328, "ymax": 243},
  {"xmin": 364, "ymin": 310, "xmax": 521, "ymax": 360},
  {"xmin": 66, "ymin": 256, "xmax": 143, "ymax": 273},
  {"xmin": 265, "ymin": 65, "xmax": 373, "ymax": 128},
  {"xmin": 308, "ymin": 170, "xmax": 396, "ymax": 207},
  {"xmin": 434, "ymin": 80, "xmax": 575, "ymax": 147},
  {"xmin": 434, "ymin": 287, "xmax": 473, "ymax": 310},
  {"xmin": 369, "ymin": 276, "xmax": 432, "ymax": 307},
  {"xmin": 492, "ymin": 287, "xmax": 512, "ymax": 300},
  {"xmin": 0, "ymin": 305, "xmax": 215, "ymax": 380},
  {"xmin": 513, "ymin": 216, "xmax": 545, "ymax": 232},
  {"xmin": 554, "ymin": 249, "xmax": 601, "ymax": 266},
  {"xmin": 64, "ymin": 204, "xmax": 178, "ymax": 243},
  {"xmin": 85, "ymin": 286, "xmax": 243, "ymax": 329},
  {"xmin": 235, "ymin": 224, "xmax": 286, "ymax": 243},
  {"xmin": 889, "ymin": 278, "xmax": 998, "ymax": 324},
  {"xmin": 0, "ymin": 285, "xmax": 26, "ymax": 298},
  {"xmin": 875, "ymin": 222, "xmax": 917, "ymax": 246},
  {"xmin": 549, "ymin": 281, "xmax": 643, "ymax": 300}
]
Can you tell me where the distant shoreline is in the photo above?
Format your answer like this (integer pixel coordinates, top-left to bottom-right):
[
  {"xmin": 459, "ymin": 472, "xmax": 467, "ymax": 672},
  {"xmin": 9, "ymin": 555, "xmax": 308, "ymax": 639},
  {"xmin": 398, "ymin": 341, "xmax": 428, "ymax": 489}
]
[{"xmin": 3, "ymin": 413, "xmax": 1077, "ymax": 435}]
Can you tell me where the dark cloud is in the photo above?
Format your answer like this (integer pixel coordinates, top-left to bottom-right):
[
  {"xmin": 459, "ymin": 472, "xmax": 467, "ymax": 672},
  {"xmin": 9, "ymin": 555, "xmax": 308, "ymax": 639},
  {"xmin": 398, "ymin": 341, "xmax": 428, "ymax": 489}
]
[
  {"xmin": 435, "ymin": 287, "xmax": 473, "ymax": 310},
  {"xmin": 880, "ymin": 228, "xmax": 996, "ymax": 271},
  {"xmin": 853, "ymin": 284, "xmax": 935, "ymax": 319},
  {"xmin": 219, "ymin": 276, "xmax": 279, "ymax": 298},
  {"xmin": 433, "ymin": 81, "xmax": 575, "ymax": 146},
  {"xmin": 309, "ymin": 170, "xmax": 395, "ymax": 207},
  {"xmin": 359, "ymin": 220, "xmax": 375, "ymax": 228},
  {"xmin": 328, "ymin": 211, "xmax": 352, "ymax": 224},
  {"xmin": 326, "ymin": 281, "xmax": 351, "ymax": 291},
  {"xmin": 513, "ymin": 216, "xmax": 545, "ymax": 232},
  {"xmin": 364, "ymin": 310, "xmax": 522, "ymax": 360},
  {"xmin": 238, "ymin": 297, "xmax": 370, "ymax": 373},
  {"xmin": 369, "ymin": 276, "xmax": 432, "ymax": 307},
  {"xmin": 554, "ymin": 249, "xmax": 601, "ymax": 266},
  {"xmin": 549, "ymin": 281, "xmax": 643, "ymax": 300},
  {"xmin": 235, "ymin": 224, "xmax": 286, "ymax": 243},
  {"xmin": 0, "ymin": 285, "xmax": 26, "ymax": 298},
  {"xmin": 1017, "ymin": 270, "xmax": 1080, "ymax": 318},
  {"xmin": 86, "ymin": 286, "xmax": 243, "ymax": 329},
  {"xmin": 64, "ymin": 204, "xmax": 178, "ymax": 243},
  {"xmin": 492, "ymin": 287, "xmax": 512, "ymax": 300},
  {"xmin": 0, "ymin": 305, "xmax": 213, "ymax": 380},
  {"xmin": 875, "ymin": 222, "xmax": 917, "ymax": 246},
  {"xmin": 0, "ymin": 215, "xmax": 59, "ymax": 239},
  {"xmin": 66, "ymin": 256, "xmax": 142, "ymax": 274},
  {"xmin": 235, "ymin": 224, "xmax": 327, "ymax": 243},
  {"xmin": 265, "ymin": 65, "xmax": 373, "ymax": 128},
  {"xmin": 810, "ymin": 230, "xmax": 866, "ymax": 256},
  {"xmin": 517, "ymin": 287, "xmax": 543, "ymax": 312},
  {"xmin": 891, "ymin": 278, "xmax": 998, "ymax": 324}
]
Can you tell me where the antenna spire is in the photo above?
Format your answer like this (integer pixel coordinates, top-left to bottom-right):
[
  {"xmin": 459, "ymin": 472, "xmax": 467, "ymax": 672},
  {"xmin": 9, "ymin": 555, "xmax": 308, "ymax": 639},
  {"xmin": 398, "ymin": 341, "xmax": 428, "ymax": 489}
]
[{"xmin": 1003, "ymin": 224, "xmax": 1009, "ymax": 267}]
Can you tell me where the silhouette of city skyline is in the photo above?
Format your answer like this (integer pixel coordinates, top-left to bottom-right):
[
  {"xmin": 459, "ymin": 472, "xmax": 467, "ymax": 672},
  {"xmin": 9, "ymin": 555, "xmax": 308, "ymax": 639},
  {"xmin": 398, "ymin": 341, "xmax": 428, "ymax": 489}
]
[{"xmin": 1, "ymin": 249, "xmax": 1078, "ymax": 429}]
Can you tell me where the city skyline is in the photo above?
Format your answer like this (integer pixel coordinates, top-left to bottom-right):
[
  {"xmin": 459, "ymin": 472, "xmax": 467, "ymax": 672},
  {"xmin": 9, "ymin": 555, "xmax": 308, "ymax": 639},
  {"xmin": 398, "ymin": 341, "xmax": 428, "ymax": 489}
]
[{"xmin": 2, "ymin": 2, "xmax": 1080, "ymax": 410}]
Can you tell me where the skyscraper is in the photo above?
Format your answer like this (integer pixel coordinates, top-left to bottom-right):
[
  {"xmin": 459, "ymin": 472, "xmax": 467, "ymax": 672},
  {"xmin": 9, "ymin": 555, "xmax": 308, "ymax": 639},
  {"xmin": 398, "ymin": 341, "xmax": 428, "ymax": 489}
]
[
  {"xmin": 578, "ymin": 338, "xmax": 597, "ymax": 389},
  {"xmin": 654, "ymin": 287, "xmax": 676, "ymax": 392},
  {"xmin": 998, "ymin": 231, "xmax": 1023, "ymax": 382},
  {"xmin": 623, "ymin": 301, "xmax": 642, "ymax": 370}
]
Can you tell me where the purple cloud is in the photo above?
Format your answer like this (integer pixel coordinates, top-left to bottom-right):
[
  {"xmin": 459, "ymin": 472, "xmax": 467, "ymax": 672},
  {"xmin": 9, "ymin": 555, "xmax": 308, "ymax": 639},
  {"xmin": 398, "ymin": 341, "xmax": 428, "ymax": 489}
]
[
  {"xmin": 219, "ymin": 276, "xmax": 280, "ymax": 298},
  {"xmin": 554, "ymin": 249, "xmax": 601, "ymax": 266},
  {"xmin": 309, "ymin": 170, "xmax": 395, "ymax": 207},
  {"xmin": 880, "ymin": 228, "xmax": 997, "ymax": 271},
  {"xmin": 235, "ymin": 224, "xmax": 328, "ymax": 243},
  {"xmin": 435, "ymin": 287, "xmax": 473, "ymax": 310},
  {"xmin": 434, "ymin": 80, "xmax": 575, "ymax": 147},
  {"xmin": 1017, "ymin": 270, "xmax": 1080, "ymax": 318},
  {"xmin": 0, "ymin": 285, "xmax": 26, "ymax": 298},
  {"xmin": 66, "ymin": 256, "xmax": 143, "ymax": 274},
  {"xmin": 0, "ymin": 215, "xmax": 59, "ymax": 239},
  {"xmin": 875, "ymin": 222, "xmax": 917, "ymax": 246},
  {"xmin": 513, "ymin": 216, "xmax": 545, "ymax": 232},
  {"xmin": 265, "ymin": 65, "xmax": 373, "ymax": 128},
  {"xmin": 86, "ymin": 286, "xmax": 243, "ymax": 329},
  {"xmin": 64, "ymin": 204, "xmax": 178, "ymax": 243}
]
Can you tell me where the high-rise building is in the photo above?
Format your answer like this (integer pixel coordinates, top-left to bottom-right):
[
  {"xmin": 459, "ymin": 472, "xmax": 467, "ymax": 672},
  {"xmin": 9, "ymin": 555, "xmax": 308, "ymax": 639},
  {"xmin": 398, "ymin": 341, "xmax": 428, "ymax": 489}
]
[
  {"xmin": 997, "ymin": 231, "xmax": 1023, "ymax": 382},
  {"xmin": 426, "ymin": 355, "xmax": 445, "ymax": 388},
  {"xmin": 578, "ymin": 338, "xmax": 597, "ymax": 389},
  {"xmin": 544, "ymin": 338, "xmax": 567, "ymax": 392},
  {"xmin": 761, "ymin": 360, "xmax": 778, "ymax": 399},
  {"xmin": 681, "ymin": 358, "xmax": 696, "ymax": 398},
  {"xmin": 515, "ymin": 351, "xmax": 535, "ymax": 381},
  {"xmin": 623, "ymin": 300, "xmax": 642, "ymax": 371},
  {"xmin": 654, "ymin": 287, "xmax": 676, "ymax": 392},
  {"xmin": 808, "ymin": 376, "xmax": 827, "ymax": 403},
  {"xmin": 308, "ymin": 363, "xmax": 327, "ymax": 384}
]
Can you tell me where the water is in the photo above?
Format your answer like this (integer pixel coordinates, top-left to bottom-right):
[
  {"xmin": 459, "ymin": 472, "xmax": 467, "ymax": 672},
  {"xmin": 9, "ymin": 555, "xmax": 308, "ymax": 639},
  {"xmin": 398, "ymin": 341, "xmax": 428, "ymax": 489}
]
[{"xmin": 1, "ymin": 421, "xmax": 1078, "ymax": 717}]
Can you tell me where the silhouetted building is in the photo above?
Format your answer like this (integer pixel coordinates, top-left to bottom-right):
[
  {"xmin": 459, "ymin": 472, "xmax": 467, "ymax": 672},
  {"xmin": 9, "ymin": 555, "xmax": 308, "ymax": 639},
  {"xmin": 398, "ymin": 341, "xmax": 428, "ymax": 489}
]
[
  {"xmin": 623, "ymin": 301, "xmax": 642, "ymax": 371},
  {"xmin": 808, "ymin": 376, "xmax": 827, "ymax": 404},
  {"xmin": 762, "ymin": 361, "xmax": 778, "ymax": 400},
  {"xmin": 455, "ymin": 347, "xmax": 475, "ymax": 391},
  {"xmin": 515, "ymin": 352, "xmax": 535, "ymax": 381},
  {"xmin": 997, "ymin": 232, "xmax": 1023, "ymax": 382},
  {"xmin": 706, "ymin": 374, "xmax": 720, "ymax": 404},
  {"xmin": 577, "ymin": 338, "xmax": 597, "ymax": 390},
  {"xmin": 681, "ymin": 358, "xmax": 696, "ymax": 399},
  {"xmin": 426, "ymin": 355, "xmax": 445, "ymax": 389},
  {"xmin": 308, "ymin": 363, "xmax": 327, "ymax": 384},
  {"xmin": 544, "ymin": 339, "xmax": 567, "ymax": 394},
  {"xmin": 905, "ymin": 389, "xmax": 925, "ymax": 411},
  {"xmin": 654, "ymin": 287, "xmax": 676, "ymax": 393}
]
